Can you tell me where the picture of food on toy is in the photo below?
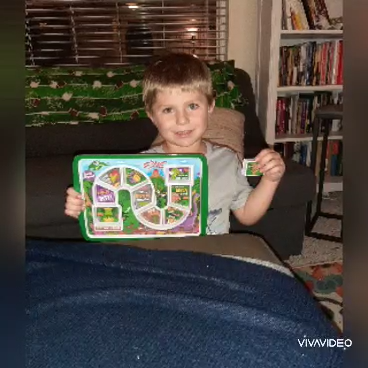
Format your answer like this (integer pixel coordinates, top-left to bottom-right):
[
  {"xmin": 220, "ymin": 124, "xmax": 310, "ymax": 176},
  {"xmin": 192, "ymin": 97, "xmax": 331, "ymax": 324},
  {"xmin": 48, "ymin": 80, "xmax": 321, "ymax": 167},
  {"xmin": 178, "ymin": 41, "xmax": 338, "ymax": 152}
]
[
  {"xmin": 141, "ymin": 207, "xmax": 162, "ymax": 225},
  {"xmin": 95, "ymin": 185, "xmax": 116, "ymax": 204},
  {"xmin": 164, "ymin": 207, "xmax": 185, "ymax": 225},
  {"xmin": 168, "ymin": 167, "xmax": 191, "ymax": 182},
  {"xmin": 132, "ymin": 184, "xmax": 154, "ymax": 209},
  {"xmin": 170, "ymin": 185, "xmax": 190, "ymax": 208},
  {"xmin": 99, "ymin": 167, "xmax": 122, "ymax": 187},
  {"xmin": 125, "ymin": 168, "xmax": 146, "ymax": 186},
  {"xmin": 244, "ymin": 160, "xmax": 263, "ymax": 176},
  {"xmin": 95, "ymin": 207, "xmax": 120, "ymax": 223}
]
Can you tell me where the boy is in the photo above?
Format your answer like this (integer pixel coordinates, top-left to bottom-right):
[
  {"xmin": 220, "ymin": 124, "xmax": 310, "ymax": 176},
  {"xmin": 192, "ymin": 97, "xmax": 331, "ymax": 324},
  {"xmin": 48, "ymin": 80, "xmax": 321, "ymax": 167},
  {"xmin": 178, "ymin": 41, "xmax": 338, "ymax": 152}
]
[{"xmin": 65, "ymin": 53, "xmax": 285, "ymax": 235}]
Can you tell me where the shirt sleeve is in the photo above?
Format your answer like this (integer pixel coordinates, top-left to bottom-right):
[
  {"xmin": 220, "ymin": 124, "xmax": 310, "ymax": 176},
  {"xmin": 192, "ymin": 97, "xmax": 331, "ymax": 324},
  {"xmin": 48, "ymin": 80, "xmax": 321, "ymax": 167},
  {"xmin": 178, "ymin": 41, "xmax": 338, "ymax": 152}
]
[{"xmin": 230, "ymin": 157, "xmax": 253, "ymax": 211}]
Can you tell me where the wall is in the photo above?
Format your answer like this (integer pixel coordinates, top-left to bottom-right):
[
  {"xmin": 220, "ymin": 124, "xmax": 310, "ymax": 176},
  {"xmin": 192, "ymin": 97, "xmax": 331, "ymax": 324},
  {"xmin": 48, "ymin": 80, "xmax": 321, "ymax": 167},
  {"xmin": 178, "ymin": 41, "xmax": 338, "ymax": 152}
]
[{"xmin": 228, "ymin": 0, "xmax": 260, "ymax": 89}]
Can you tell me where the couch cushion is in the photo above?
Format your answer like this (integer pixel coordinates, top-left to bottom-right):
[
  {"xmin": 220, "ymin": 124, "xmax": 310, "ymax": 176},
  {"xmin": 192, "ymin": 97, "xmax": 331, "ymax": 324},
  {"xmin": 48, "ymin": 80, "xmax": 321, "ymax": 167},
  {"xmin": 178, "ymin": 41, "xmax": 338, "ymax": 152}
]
[{"xmin": 26, "ymin": 118, "xmax": 158, "ymax": 157}]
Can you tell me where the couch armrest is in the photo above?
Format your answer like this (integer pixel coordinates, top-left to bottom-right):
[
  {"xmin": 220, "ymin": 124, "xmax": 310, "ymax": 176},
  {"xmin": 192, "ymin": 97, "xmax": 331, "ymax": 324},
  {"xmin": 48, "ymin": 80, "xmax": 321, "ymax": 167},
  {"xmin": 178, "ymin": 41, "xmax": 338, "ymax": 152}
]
[{"xmin": 247, "ymin": 159, "xmax": 316, "ymax": 208}]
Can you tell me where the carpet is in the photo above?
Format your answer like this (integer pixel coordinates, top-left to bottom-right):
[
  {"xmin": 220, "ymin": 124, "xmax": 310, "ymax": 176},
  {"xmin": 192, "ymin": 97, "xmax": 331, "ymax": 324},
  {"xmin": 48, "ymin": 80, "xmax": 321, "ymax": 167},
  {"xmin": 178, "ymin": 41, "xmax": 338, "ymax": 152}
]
[
  {"xmin": 287, "ymin": 191, "xmax": 343, "ymax": 267},
  {"xmin": 291, "ymin": 262, "xmax": 343, "ymax": 333},
  {"xmin": 286, "ymin": 192, "xmax": 343, "ymax": 332}
]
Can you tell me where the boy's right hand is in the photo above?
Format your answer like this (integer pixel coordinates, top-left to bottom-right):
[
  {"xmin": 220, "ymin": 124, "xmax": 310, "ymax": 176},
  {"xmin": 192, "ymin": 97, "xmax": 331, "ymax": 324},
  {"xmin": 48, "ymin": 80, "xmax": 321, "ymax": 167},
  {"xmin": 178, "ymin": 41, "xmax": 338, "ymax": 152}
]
[{"xmin": 65, "ymin": 187, "xmax": 85, "ymax": 219}]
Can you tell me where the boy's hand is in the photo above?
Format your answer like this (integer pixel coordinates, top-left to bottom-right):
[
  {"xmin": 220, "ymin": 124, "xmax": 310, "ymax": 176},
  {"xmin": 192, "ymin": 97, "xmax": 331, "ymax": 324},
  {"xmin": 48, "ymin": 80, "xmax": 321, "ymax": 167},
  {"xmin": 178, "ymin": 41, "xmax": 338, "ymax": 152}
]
[
  {"xmin": 255, "ymin": 148, "xmax": 285, "ymax": 183},
  {"xmin": 65, "ymin": 187, "xmax": 85, "ymax": 219}
]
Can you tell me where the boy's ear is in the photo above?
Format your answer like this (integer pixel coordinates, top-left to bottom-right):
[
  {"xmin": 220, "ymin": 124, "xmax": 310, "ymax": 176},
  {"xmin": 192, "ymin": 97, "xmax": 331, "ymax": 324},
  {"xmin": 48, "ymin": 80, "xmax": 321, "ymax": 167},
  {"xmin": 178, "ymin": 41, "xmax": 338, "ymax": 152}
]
[
  {"xmin": 146, "ymin": 110, "xmax": 155, "ymax": 124},
  {"xmin": 208, "ymin": 100, "xmax": 215, "ymax": 114}
]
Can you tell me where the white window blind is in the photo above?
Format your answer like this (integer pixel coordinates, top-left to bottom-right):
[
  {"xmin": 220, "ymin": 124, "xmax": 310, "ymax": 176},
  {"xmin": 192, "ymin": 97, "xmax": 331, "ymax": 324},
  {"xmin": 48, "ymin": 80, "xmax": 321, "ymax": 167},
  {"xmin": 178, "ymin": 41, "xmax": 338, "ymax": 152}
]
[{"xmin": 25, "ymin": 0, "xmax": 229, "ymax": 66}]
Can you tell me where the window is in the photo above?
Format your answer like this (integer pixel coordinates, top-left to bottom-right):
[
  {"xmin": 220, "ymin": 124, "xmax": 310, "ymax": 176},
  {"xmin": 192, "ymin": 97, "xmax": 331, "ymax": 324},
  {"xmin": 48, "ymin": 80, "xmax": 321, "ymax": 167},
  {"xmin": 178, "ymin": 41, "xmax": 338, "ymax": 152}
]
[{"xmin": 25, "ymin": 0, "xmax": 229, "ymax": 66}]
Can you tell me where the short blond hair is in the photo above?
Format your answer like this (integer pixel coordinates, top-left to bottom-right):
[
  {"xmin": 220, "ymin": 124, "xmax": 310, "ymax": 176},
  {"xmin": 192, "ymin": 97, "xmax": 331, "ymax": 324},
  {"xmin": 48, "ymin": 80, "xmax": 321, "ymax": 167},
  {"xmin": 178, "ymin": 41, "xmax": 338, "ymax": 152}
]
[{"xmin": 142, "ymin": 53, "xmax": 214, "ymax": 113}]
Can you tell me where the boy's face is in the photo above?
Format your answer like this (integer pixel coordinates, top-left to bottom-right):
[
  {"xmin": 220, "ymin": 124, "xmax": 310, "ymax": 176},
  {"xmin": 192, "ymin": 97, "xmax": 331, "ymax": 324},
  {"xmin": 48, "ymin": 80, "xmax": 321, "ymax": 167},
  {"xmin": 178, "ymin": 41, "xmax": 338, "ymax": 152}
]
[{"xmin": 147, "ymin": 88, "xmax": 214, "ymax": 151}]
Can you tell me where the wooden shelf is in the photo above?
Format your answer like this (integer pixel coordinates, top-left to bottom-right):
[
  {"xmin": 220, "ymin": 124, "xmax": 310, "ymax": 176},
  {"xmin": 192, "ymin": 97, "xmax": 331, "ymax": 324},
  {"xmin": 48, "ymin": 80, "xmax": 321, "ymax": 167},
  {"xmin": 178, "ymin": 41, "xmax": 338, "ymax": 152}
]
[
  {"xmin": 280, "ymin": 30, "xmax": 343, "ymax": 39},
  {"xmin": 275, "ymin": 131, "xmax": 343, "ymax": 143},
  {"xmin": 277, "ymin": 85, "xmax": 343, "ymax": 93}
]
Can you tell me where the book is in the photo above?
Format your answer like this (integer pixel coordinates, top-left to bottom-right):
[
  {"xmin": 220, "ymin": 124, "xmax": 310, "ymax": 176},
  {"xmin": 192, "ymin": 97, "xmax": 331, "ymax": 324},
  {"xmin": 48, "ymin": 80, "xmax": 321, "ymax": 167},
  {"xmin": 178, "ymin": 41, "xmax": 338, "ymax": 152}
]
[
  {"xmin": 275, "ymin": 92, "xmax": 339, "ymax": 136},
  {"xmin": 283, "ymin": 0, "xmax": 310, "ymax": 30},
  {"xmin": 279, "ymin": 41, "xmax": 343, "ymax": 87}
]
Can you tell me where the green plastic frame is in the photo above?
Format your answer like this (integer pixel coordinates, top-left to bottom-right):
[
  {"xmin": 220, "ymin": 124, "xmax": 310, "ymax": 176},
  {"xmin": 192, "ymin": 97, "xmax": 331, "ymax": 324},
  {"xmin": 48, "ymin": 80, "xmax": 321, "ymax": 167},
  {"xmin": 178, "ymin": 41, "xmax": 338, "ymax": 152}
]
[{"xmin": 73, "ymin": 154, "xmax": 208, "ymax": 242}]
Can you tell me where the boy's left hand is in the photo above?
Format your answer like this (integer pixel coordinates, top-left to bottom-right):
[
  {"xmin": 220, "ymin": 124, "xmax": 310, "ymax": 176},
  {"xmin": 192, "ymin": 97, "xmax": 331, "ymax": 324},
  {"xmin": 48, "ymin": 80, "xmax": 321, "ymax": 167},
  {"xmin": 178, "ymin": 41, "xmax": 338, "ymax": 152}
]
[{"xmin": 255, "ymin": 148, "xmax": 285, "ymax": 183}]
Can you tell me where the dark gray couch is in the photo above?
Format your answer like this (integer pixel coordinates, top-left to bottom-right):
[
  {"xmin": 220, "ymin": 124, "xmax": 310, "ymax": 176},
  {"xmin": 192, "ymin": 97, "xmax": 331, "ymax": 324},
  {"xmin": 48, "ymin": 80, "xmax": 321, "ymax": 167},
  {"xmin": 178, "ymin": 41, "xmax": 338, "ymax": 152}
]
[{"xmin": 26, "ymin": 68, "xmax": 316, "ymax": 259}]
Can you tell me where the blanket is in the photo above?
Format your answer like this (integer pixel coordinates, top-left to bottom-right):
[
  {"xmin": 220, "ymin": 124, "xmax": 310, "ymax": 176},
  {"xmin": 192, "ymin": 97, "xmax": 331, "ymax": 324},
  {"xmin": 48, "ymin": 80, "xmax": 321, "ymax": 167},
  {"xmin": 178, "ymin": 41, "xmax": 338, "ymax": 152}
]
[{"xmin": 26, "ymin": 239, "xmax": 343, "ymax": 368}]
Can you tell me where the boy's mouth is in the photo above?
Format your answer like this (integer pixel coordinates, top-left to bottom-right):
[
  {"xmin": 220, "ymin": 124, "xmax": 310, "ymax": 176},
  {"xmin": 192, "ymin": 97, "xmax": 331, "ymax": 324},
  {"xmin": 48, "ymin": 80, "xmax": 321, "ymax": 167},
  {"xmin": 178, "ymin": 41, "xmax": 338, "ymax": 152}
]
[{"xmin": 175, "ymin": 130, "xmax": 193, "ymax": 137}]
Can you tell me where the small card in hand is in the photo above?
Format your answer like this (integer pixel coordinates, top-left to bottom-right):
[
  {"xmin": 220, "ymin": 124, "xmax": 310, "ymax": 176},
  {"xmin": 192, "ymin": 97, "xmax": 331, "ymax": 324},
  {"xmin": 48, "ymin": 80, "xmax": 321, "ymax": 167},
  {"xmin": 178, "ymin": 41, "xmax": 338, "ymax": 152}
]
[{"xmin": 242, "ymin": 159, "xmax": 263, "ymax": 176}]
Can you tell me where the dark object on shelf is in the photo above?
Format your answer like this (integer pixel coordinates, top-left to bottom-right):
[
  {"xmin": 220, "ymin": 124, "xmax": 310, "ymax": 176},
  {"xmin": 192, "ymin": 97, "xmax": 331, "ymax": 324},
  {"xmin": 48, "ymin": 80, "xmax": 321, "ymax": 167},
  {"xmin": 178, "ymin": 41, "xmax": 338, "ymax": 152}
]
[{"xmin": 305, "ymin": 104, "xmax": 343, "ymax": 242}]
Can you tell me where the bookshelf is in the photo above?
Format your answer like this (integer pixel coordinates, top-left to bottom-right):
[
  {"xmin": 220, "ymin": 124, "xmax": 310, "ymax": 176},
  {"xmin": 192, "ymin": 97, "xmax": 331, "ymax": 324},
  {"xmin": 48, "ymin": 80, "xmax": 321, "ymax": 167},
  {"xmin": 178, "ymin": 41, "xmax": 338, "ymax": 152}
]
[
  {"xmin": 280, "ymin": 29, "xmax": 343, "ymax": 38},
  {"xmin": 256, "ymin": 0, "xmax": 343, "ymax": 193}
]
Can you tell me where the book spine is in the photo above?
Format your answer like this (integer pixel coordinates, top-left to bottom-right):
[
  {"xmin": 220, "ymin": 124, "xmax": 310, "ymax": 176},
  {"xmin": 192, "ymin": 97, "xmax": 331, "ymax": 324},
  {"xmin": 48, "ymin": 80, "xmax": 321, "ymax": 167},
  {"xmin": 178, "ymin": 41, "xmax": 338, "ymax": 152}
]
[
  {"xmin": 293, "ymin": 142, "xmax": 301, "ymax": 162},
  {"xmin": 300, "ymin": 143, "xmax": 307, "ymax": 165},
  {"xmin": 337, "ymin": 41, "xmax": 343, "ymax": 85},
  {"xmin": 337, "ymin": 141, "xmax": 343, "ymax": 176},
  {"xmin": 276, "ymin": 98, "xmax": 282, "ymax": 134},
  {"xmin": 291, "ymin": 94, "xmax": 299, "ymax": 134},
  {"xmin": 301, "ymin": 0, "xmax": 315, "ymax": 29},
  {"xmin": 313, "ymin": 43, "xmax": 321, "ymax": 85},
  {"xmin": 327, "ymin": 41, "xmax": 334, "ymax": 85},
  {"xmin": 283, "ymin": 0, "xmax": 294, "ymax": 30},
  {"xmin": 306, "ymin": 141, "xmax": 312, "ymax": 166},
  {"xmin": 282, "ymin": 97, "xmax": 288, "ymax": 133},
  {"xmin": 288, "ymin": 96, "xmax": 293, "ymax": 134},
  {"xmin": 320, "ymin": 42, "xmax": 327, "ymax": 85},
  {"xmin": 300, "ymin": 99, "xmax": 307, "ymax": 134},
  {"xmin": 305, "ymin": 95, "xmax": 313, "ymax": 133},
  {"xmin": 331, "ymin": 40, "xmax": 339, "ymax": 84},
  {"xmin": 309, "ymin": 42, "xmax": 316, "ymax": 85},
  {"xmin": 295, "ymin": 0, "xmax": 310, "ymax": 29}
]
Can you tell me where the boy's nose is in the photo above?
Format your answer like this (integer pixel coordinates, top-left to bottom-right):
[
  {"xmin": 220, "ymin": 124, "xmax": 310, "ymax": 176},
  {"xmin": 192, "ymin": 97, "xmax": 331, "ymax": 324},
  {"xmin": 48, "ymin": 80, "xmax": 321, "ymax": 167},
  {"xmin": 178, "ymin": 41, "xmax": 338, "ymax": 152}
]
[{"xmin": 176, "ymin": 111, "xmax": 189, "ymax": 125}]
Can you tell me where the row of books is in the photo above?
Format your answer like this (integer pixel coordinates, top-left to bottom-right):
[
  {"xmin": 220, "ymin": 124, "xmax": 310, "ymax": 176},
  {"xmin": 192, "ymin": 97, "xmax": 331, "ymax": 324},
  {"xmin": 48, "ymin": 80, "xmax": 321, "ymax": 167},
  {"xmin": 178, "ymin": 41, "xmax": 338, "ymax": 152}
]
[
  {"xmin": 282, "ymin": 0, "xmax": 342, "ymax": 31},
  {"xmin": 274, "ymin": 140, "xmax": 343, "ymax": 177},
  {"xmin": 275, "ymin": 92, "xmax": 343, "ymax": 135},
  {"xmin": 279, "ymin": 40, "xmax": 343, "ymax": 87}
]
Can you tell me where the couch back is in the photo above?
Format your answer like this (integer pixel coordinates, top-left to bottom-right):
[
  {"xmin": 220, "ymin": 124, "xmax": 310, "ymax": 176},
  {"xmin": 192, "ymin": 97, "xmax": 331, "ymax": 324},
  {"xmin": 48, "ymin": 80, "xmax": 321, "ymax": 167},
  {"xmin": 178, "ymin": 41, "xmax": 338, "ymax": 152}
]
[{"xmin": 26, "ymin": 61, "xmax": 267, "ymax": 158}]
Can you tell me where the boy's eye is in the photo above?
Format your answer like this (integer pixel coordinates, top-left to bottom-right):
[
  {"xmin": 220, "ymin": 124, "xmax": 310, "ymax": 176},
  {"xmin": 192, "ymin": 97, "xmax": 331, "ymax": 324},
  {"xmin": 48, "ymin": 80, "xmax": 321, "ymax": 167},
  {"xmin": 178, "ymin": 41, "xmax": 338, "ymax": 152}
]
[
  {"xmin": 162, "ymin": 107, "xmax": 173, "ymax": 114},
  {"xmin": 188, "ymin": 103, "xmax": 199, "ymax": 110}
]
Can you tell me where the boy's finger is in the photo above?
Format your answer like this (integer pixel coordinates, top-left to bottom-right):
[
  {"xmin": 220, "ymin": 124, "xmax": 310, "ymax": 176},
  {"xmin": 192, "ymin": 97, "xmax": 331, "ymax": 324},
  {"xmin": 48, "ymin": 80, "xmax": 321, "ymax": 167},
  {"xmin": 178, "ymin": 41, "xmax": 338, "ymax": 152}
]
[
  {"xmin": 66, "ymin": 187, "xmax": 83, "ymax": 199},
  {"xmin": 256, "ymin": 149, "xmax": 279, "ymax": 163},
  {"xmin": 264, "ymin": 166, "xmax": 283, "ymax": 176},
  {"xmin": 66, "ymin": 203, "xmax": 84, "ymax": 212},
  {"xmin": 257, "ymin": 153, "xmax": 280, "ymax": 168},
  {"xmin": 66, "ymin": 198, "xmax": 84, "ymax": 207},
  {"xmin": 255, "ymin": 148, "xmax": 273, "ymax": 162},
  {"xmin": 259, "ymin": 159, "xmax": 281, "ymax": 173},
  {"xmin": 66, "ymin": 193, "xmax": 84, "ymax": 202},
  {"xmin": 64, "ymin": 209, "xmax": 79, "ymax": 218}
]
